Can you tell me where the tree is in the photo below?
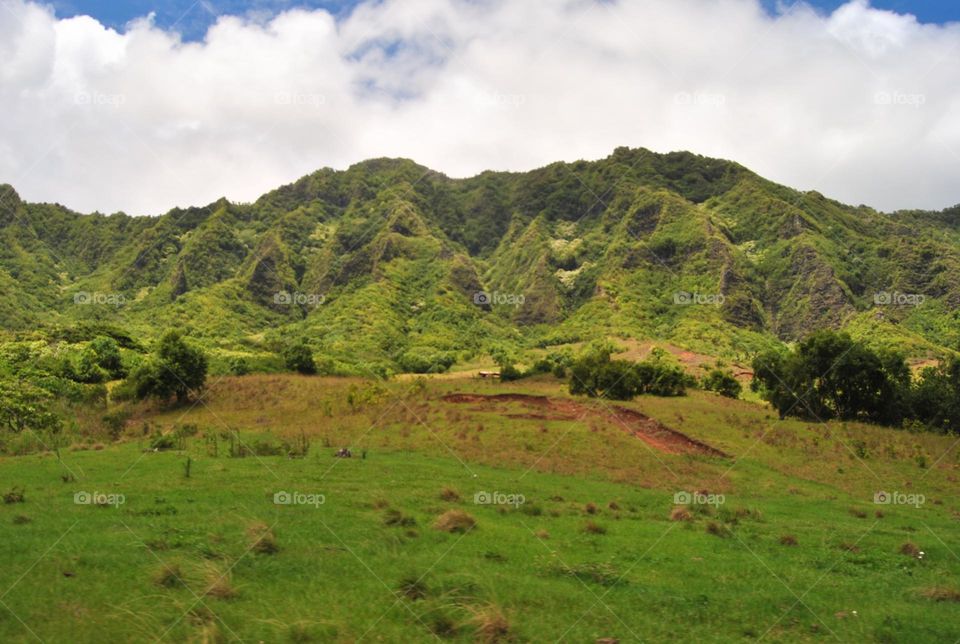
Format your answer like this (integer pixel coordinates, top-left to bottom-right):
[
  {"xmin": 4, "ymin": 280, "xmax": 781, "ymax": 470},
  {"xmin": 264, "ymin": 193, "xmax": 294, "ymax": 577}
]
[
  {"xmin": 128, "ymin": 330, "xmax": 207, "ymax": 404},
  {"xmin": 0, "ymin": 379, "xmax": 62, "ymax": 434},
  {"xmin": 283, "ymin": 341, "xmax": 316, "ymax": 375},
  {"xmin": 911, "ymin": 357, "xmax": 960, "ymax": 433},
  {"xmin": 702, "ymin": 369, "xmax": 742, "ymax": 398},
  {"xmin": 569, "ymin": 344, "xmax": 687, "ymax": 400},
  {"xmin": 90, "ymin": 336, "xmax": 125, "ymax": 379},
  {"xmin": 751, "ymin": 330, "xmax": 911, "ymax": 424}
]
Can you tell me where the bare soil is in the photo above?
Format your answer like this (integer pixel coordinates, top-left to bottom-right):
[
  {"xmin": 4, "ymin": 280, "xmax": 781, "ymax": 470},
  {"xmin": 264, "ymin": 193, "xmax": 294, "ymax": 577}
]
[{"xmin": 441, "ymin": 393, "xmax": 729, "ymax": 458}]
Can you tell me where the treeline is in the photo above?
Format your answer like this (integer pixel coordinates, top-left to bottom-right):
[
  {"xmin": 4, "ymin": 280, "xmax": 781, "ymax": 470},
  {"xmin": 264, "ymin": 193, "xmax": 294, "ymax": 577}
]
[
  {"xmin": 568, "ymin": 344, "xmax": 690, "ymax": 399},
  {"xmin": 752, "ymin": 330, "xmax": 960, "ymax": 433}
]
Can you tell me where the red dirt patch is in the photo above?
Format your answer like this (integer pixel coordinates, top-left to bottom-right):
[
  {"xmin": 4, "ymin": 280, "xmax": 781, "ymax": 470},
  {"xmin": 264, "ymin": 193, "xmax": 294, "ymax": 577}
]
[{"xmin": 441, "ymin": 393, "xmax": 729, "ymax": 457}]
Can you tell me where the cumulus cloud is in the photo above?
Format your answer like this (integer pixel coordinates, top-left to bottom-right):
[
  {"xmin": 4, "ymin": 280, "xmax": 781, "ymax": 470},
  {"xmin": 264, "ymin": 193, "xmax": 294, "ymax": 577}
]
[{"xmin": 0, "ymin": 0, "xmax": 958, "ymax": 214}]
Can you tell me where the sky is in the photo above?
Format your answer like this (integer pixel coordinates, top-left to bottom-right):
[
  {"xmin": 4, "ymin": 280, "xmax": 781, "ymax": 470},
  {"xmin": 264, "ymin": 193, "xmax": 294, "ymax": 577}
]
[
  {"xmin": 42, "ymin": 1, "xmax": 960, "ymax": 42},
  {"xmin": 1, "ymin": 0, "xmax": 959, "ymax": 215}
]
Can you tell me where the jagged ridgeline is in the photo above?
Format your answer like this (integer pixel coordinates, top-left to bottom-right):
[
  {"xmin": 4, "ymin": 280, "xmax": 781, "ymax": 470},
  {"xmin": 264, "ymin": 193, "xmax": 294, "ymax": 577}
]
[{"xmin": 0, "ymin": 147, "xmax": 958, "ymax": 374}]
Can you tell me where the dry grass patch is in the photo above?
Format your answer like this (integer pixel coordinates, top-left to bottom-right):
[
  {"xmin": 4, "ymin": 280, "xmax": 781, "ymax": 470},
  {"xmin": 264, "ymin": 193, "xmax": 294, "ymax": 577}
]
[
  {"xmin": 670, "ymin": 507, "xmax": 693, "ymax": 522},
  {"xmin": 468, "ymin": 604, "xmax": 511, "ymax": 643},
  {"xmin": 433, "ymin": 510, "xmax": 476, "ymax": 533},
  {"xmin": 439, "ymin": 487, "xmax": 461, "ymax": 502},
  {"xmin": 202, "ymin": 564, "xmax": 237, "ymax": 600},
  {"xmin": 248, "ymin": 522, "xmax": 279, "ymax": 555},
  {"xmin": 899, "ymin": 541, "xmax": 921, "ymax": 557},
  {"xmin": 582, "ymin": 520, "xmax": 607, "ymax": 535},
  {"xmin": 920, "ymin": 587, "xmax": 960, "ymax": 602}
]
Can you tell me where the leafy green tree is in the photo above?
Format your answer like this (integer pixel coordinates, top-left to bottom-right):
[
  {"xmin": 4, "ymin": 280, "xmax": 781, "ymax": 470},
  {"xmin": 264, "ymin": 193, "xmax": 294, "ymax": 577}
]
[
  {"xmin": 752, "ymin": 330, "xmax": 910, "ymax": 424},
  {"xmin": 911, "ymin": 357, "xmax": 960, "ymax": 433},
  {"xmin": 702, "ymin": 369, "xmax": 742, "ymax": 399},
  {"xmin": 90, "ymin": 336, "xmax": 125, "ymax": 379},
  {"xmin": 283, "ymin": 341, "xmax": 316, "ymax": 375},
  {"xmin": 128, "ymin": 331, "xmax": 208, "ymax": 404},
  {"xmin": 569, "ymin": 344, "xmax": 687, "ymax": 400},
  {"xmin": 73, "ymin": 348, "xmax": 107, "ymax": 384},
  {"xmin": 0, "ymin": 379, "xmax": 62, "ymax": 434}
]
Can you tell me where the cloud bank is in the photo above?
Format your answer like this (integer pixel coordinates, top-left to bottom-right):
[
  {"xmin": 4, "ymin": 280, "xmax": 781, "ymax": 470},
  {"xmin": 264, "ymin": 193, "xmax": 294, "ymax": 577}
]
[{"xmin": 0, "ymin": 0, "xmax": 958, "ymax": 214}]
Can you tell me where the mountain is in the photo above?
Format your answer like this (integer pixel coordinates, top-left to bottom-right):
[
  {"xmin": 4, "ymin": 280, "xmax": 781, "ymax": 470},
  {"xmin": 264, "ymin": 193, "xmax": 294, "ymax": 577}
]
[{"xmin": 1, "ymin": 148, "xmax": 958, "ymax": 374}]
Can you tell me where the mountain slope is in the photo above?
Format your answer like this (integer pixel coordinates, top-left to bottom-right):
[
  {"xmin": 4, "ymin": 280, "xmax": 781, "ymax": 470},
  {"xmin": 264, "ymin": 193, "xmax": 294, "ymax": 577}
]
[{"xmin": 0, "ymin": 148, "xmax": 957, "ymax": 372}]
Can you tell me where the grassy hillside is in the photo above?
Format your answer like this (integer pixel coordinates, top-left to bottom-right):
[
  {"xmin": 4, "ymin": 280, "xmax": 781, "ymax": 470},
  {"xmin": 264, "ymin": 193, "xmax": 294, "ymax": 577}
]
[{"xmin": 2, "ymin": 374, "xmax": 958, "ymax": 642}]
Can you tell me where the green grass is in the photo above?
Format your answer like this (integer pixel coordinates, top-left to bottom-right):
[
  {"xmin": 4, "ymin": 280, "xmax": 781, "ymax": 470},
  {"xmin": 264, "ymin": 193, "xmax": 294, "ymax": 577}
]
[{"xmin": 2, "ymin": 375, "xmax": 960, "ymax": 642}]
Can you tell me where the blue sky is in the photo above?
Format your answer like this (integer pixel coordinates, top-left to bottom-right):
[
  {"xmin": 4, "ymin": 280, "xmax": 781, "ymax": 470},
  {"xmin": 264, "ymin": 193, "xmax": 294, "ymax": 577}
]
[{"xmin": 48, "ymin": 0, "xmax": 960, "ymax": 41}]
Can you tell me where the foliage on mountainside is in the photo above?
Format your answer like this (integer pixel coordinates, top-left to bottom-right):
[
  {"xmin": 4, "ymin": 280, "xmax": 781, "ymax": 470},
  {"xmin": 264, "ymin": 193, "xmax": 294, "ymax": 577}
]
[{"xmin": 0, "ymin": 148, "xmax": 958, "ymax": 376}]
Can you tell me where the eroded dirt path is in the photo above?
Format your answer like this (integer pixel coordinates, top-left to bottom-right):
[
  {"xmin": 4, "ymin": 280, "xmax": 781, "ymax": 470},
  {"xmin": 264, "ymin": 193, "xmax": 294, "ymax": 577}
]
[{"xmin": 441, "ymin": 393, "xmax": 729, "ymax": 458}]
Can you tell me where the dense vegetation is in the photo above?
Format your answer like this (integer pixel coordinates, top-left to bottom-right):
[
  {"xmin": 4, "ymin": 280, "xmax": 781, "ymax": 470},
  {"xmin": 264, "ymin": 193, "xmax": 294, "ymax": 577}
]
[
  {"xmin": 0, "ymin": 147, "xmax": 957, "ymax": 380},
  {"xmin": 569, "ymin": 343, "xmax": 690, "ymax": 400},
  {"xmin": 752, "ymin": 330, "xmax": 959, "ymax": 432}
]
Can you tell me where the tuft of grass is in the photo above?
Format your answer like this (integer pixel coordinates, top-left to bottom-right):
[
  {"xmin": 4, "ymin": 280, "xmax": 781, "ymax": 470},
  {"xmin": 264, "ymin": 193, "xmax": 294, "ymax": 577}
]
[
  {"xmin": 439, "ymin": 487, "xmax": 461, "ymax": 503},
  {"xmin": 583, "ymin": 520, "xmax": 607, "ymax": 535},
  {"xmin": 583, "ymin": 502, "xmax": 598, "ymax": 515},
  {"xmin": 384, "ymin": 509, "xmax": 417, "ymax": 527},
  {"xmin": 838, "ymin": 542, "xmax": 861, "ymax": 553},
  {"xmin": 397, "ymin": 575, "xmax": 427, "ymax": 601},
  {"xmin": 899, "ymin": 542, "xmax": 921, "ymax": 557},
  {"xmin": 202, "ymin": 565, "xmax": 237, "ymax": 600},
  {"xmin": 153, "ymin": 562, "xmax": 186, "ymax": 588},
  {"xmin": 12, "ymin": 514, "xmax": 31, "ymax": 525},
  {"xmin": 848, "ymin": 507, "xmax": 867, "ymax": 519},
  {"xmin": 468, "ymin": 603, "xmax": 511, "ymax": 643},
  {"xmin": 3, "ymin": 487, "xmax": 25, "ymax": 504},
  {"xmin": 248, "ymin": 522, "xmax": 279, "ymax": 555},
  {"xmin": 706, "ymin": 522, "xmax": 730, "ymax": 538},
  {"xmin": 920, "ymin": 587, "xmax": 960, "ymax": 602},
  {"xmin": 551, "ymin": 561, "xmax": 624, "ymax": 586},
  {"xmin": 779, "ymin": 534, "xmax": 798, "ymax": 546},
  {"xmin": 433, "ymin": 510, "xmax": 476, "ymax": 534},
  {"xmin": 670, "ymin": 507, "xmax": 693, "ymax": 522}
]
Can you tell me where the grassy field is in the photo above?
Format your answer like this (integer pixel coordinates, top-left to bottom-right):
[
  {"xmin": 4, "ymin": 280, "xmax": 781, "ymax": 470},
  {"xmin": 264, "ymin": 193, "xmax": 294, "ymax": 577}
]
[{"xmin": 2, "ymin": 374, "xmax": 959, "ymax": 642}]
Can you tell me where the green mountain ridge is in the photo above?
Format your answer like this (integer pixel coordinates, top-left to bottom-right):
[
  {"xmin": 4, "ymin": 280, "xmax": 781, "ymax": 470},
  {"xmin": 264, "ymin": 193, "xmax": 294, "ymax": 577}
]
[{"xmin": 1, "ymin": 147, "xmax": 958, "ymax": 373}]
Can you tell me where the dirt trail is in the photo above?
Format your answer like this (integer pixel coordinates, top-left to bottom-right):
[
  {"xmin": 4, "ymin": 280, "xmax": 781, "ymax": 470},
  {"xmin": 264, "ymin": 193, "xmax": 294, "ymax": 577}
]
[{"xmin": 441, "ymin": 393, "xmax": 729, "ymax": 458}]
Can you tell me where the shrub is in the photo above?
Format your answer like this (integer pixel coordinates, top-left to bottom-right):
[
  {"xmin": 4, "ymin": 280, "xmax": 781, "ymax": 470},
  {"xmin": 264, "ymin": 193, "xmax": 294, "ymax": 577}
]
[
  {"xmin": 569, "ymin": 345, "xmax": 687, "ymax": 400},
  {"xmin": 702, "ymin": 368, "xmax": 742, "ymax": 398},
  {"xmin": 228, "ymin": 356, "xmax": 251, "ymax": 376},
  {"xmin": 282, "ymin": 341, "xmax": 316, "ymax": 375},
  {"xmin": 126, "ymin": 330, "xmax": 208, "ymax": 404}
]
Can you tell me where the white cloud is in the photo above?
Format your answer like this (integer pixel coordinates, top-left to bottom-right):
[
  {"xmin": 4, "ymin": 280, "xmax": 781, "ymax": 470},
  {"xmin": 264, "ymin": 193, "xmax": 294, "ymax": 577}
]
[{"xmin": 0, "ymin": 0, "xmax": 958, "ymax": 214}]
